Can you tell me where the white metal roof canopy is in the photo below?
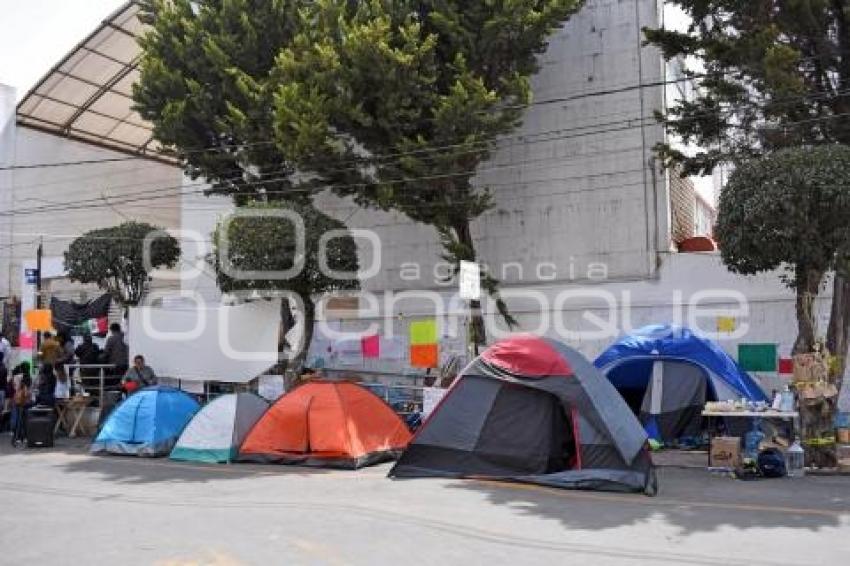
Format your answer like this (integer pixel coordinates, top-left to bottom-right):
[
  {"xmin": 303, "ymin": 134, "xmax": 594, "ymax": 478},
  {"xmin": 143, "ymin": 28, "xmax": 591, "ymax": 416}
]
[{"xmin": 15, "ymin": 1, "xmax": 176, "ymax": 163}]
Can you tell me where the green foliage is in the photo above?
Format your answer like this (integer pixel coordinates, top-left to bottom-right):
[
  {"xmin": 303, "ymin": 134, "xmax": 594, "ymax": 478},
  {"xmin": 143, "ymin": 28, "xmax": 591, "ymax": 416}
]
[
  {"xmin": 134, "ymin": 0, "xmax": 582, "ymax": 338},
  {"xmin": 645, "ymin": 1, "xmax": 850, "ymax": 176},
  {"xmin": 134, "ymin": 0, "xmax": 301, "ymax": 202},
  {"xmin": 716, "ymin": 145, "xmax": 850, "ymax": 353},
  {"xmin": 210, "ymin": 201, "xmax": 359, "ymax": 365},
  {"xmin": 210, "ymin": 201, "xmax": 360, "ymax": 299},
  {"xmin": 64, "ymin": 222, "xmax": 180, "ymax": 306},
  {"xmin": 273, "ymin": 1, "xmax": 582, "ymax": 331},
  {"xmin": 716, "ymin": 145, "xmax": 850, "ymax": 286}
]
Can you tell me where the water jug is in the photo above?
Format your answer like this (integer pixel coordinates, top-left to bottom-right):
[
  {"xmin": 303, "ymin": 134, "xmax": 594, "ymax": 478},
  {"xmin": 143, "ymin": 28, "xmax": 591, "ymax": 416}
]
[{"xmin": 785, "ymin": 438, "xmax": 805, "ymax": 478}]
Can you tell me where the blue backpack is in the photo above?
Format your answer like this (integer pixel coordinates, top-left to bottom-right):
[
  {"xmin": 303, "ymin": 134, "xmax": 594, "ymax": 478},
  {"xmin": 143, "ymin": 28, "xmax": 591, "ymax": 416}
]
[{"xmin": 757, "ymin": 448, "xmax": 786, "ymax": 478}]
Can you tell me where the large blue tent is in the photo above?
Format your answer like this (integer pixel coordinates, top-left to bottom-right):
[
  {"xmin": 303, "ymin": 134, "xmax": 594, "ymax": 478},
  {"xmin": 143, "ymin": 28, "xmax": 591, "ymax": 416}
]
[
  {"xmin": 594, "ymin": 325, "xmax": 767, "ymax": 442},
  {"xmin": 91, "ymin": 386, "xmax": 200, "ymax": 457}
]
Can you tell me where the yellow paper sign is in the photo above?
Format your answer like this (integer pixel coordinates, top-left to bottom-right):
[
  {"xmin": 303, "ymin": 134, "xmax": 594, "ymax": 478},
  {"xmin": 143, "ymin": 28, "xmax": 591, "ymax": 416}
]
[{"xmin": 717, "ymin": 316, "xmax": 735, "ymax": 333}]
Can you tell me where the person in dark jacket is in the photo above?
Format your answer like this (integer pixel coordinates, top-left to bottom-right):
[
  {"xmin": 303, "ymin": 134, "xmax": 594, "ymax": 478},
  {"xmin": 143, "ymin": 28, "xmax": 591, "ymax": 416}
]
[
  {"xmin": 35, "ymin": 363, "xmax": 56, "ymax": 407},
  {"xmin": 74, "ymin": 334, "xmax": 101, "ymax": 377},
  {"xmin": 101, "ymin": 323, "xmax": 129, "ymax": 375}
]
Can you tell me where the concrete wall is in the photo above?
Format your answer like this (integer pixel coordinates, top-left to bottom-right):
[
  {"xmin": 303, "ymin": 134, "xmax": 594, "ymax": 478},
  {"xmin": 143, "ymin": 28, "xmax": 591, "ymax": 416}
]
[
  {"xmin": 0, "ymin": 101, "xmax": 183, "ymax": 301},
  {"xmin": 309, "ymin": 252, "xmax": 819, "ymax": 396}
]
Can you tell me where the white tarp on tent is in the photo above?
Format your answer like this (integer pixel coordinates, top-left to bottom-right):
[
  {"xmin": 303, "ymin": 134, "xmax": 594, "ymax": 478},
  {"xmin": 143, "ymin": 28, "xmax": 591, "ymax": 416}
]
[{"xmin": 129, "ymin": 299, "xmax": 281, "ymax": 382}]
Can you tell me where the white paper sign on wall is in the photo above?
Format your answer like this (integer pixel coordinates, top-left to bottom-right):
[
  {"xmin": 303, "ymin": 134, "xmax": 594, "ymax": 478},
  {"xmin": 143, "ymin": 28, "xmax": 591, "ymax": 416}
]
[
  {"xmin": 422, "ymin": 387, "xmax": 448, "ymax": 418},
  {"xmin": 459, "ymin": 260, "xmax": 481, "ymax": 301}
]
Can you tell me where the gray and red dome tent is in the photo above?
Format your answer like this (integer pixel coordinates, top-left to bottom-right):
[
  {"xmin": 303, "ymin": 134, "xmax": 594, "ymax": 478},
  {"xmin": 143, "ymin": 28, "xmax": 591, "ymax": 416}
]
[{"xmin": 390, "ymin": 335, "xmax": 657, "ymax": 494}]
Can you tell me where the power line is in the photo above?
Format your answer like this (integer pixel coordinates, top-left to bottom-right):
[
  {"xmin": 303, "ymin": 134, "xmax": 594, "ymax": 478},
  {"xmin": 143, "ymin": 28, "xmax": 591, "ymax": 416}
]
[
  {"xmin": 0, "ymin": 134, "xmax": 648, "ymax": 218},
  {"xmin": 0, "ymin": 108, "xmax": 844, "ymax": 220},
  {"xmin": 6, "ymin": 70, "xmax": 849, "ymax": 172}
]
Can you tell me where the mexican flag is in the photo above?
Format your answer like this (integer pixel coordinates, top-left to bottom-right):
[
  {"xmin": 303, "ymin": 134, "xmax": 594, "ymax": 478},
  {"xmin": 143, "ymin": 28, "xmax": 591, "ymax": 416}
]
[{"xmin": 83, "ymin": 316, "xmax": 109, "ymax": 336}]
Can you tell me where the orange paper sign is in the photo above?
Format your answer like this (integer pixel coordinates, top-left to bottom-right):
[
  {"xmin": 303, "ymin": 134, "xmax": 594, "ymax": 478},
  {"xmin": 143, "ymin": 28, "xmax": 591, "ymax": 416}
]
[
  {"xmin": 410, "ymin": 344, "xmax": 438, "ymax": 368},
  {"xmin": 24, "ymin": 309, "xmax": 52, "ymax": 332}
]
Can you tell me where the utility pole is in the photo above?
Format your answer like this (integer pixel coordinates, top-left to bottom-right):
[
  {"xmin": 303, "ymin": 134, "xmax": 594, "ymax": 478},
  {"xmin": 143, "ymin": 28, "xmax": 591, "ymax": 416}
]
[{"xmin": 35, "ymin": 236, "xmax": 42, "ymax": 350}]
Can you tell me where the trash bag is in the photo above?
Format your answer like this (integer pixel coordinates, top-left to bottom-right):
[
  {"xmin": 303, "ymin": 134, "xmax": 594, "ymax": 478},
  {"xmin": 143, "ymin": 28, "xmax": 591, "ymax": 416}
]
[{"xmin": 757, "ymin": 448, "xmax": 786, "ymax": 478}]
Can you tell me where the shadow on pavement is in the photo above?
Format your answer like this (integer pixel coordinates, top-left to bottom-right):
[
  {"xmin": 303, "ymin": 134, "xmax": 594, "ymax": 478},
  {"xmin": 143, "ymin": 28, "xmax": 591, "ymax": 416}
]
[
  {"xmin": 0, "ymin": 434, "xmax": 332, "ymax": 484},
  {"xmin": 444, "ymin": 466, "xmax": 850, "ymax": 534}
]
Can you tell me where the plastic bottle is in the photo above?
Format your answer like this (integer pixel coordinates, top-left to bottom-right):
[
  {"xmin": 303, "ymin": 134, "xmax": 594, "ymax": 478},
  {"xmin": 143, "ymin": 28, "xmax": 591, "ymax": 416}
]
[
  {"xmin": 780, "ymin": 386, "xmax": 795, "ymax": 413},
  {"xmin": 744, "ymin": 420, "xmax": 765, "ymax": 460},
  {"xmin": 785, "ymin": 438, "xmax": 805, "ymax": 478}
]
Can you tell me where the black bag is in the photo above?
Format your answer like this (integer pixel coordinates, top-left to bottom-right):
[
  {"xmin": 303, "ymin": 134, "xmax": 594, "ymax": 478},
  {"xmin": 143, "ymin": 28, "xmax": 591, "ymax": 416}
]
[
  {"xmin": 26, "ymin": 406, "xmax": 54, "ymax": 448},
  {"xmin": 757, "ymin": 448, "xmax": 786, "ymax": 478}
]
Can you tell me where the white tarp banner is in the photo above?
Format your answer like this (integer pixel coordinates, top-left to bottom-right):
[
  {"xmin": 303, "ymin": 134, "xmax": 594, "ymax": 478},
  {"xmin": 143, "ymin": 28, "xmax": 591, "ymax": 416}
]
[{"xmin": 129, "ymin": 300, "xmax": 281, "ymax": 383}]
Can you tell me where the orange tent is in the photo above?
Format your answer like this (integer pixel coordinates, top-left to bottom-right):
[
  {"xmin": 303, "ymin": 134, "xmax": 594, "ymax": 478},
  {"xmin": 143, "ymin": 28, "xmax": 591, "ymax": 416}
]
[{"xmin": 238, "ymin": 380, "xmax": 412, "ymax": 468}]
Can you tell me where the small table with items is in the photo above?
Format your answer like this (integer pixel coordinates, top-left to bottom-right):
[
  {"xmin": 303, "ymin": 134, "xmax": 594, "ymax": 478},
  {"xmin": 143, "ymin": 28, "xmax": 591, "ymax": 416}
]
[
  {"xmin": 702, "ymin": 410, "xmax": 799, "ymax": 466},
  {"xmin": 54, "ymin": 396, "xmax": 94, "ymax": 438}
]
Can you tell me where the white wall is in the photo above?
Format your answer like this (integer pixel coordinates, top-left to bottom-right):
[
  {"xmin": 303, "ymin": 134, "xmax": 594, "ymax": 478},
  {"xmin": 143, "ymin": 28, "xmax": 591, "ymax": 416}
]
[
  {"xmin": 0, "ymin": 119, "xmax": 183, "ymax": 300},
  {"xmin": 177, "ymin": 184, "xmax": 232, "ymax": 303},
  {"xmin": 0, "ymin": 84, "xmax": 17, "ymax": 297},
  {"xmin": 308, "ymin": 252, "xmax": 817, "ymax": 395}
]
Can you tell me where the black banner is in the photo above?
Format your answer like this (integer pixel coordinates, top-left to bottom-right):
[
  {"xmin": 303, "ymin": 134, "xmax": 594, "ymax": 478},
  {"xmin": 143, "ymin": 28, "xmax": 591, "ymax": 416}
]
[{"xmin": 50, "ymin": 294, "xmax": 112, "ymax": 337}]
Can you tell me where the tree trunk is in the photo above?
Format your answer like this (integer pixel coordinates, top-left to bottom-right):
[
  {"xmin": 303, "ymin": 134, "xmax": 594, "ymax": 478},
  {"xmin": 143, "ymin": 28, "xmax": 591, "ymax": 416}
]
[
  {"xmin": 793, "ymin": 269, "xmax": 823, "ymax": 355},
  {"xmin": 827, "ymin": 272, "xmax": 850, "ymax": 379},
  {"xmin": 292, "ymin": 296, "xmax": 315, "ymax": 370}
]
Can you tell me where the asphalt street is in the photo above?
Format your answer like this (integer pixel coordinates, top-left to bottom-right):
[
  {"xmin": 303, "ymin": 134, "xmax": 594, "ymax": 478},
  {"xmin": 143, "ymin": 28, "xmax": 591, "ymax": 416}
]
[{"xmin": 1, "ymin": 438, "xmax": 848, "ymax": 565}]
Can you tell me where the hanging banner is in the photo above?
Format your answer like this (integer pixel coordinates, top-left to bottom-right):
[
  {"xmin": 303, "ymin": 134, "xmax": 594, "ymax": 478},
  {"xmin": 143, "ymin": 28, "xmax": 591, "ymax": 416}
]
[
  {"xmin": 361, "ymin": 334, "xmax": 380, "ymax": 358},
  {"xmin": 410, "ymin": 319, "xmax": 438, "ymax": 368},
  {"xmin": 738, "ymin": 343, "xmax": 777, "ymax": 372},
  {"xmin": 50, "ymin": 294, "xmax": 111, "ymax": 337},
  {"xmin": 129, "ymin": 300, "xmax": 281, "ymax": 382}
]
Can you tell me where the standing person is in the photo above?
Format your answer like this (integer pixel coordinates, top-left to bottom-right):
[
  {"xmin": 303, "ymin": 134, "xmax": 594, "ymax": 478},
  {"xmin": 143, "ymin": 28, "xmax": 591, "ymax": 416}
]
[
  {"xmin": 11, "ymin": 365, "xmax": 32, "ymax": 446},
  {"xmin": 74, "ymin": 334, "xmax": 101, "ymax": 377},
  {"xmin": 101, "ymin": 323, "xmax": 129, "ymax": 375},
  {"xmin": 122, "ymin": 355, "xmax": 156, "ymax": 394},
  {"xmin": 58, "ymin": 332, "xmax": 75, "ymax": 365},
  {"xmin": 38, "ymin": 332, "xmax": 62, "ymax": 366},
  {"xmin": 0, "ymin": 332, "xmax": 11, "ymax": 373},
  {"xmin": 0, "ymin": 353, "xmax": 7, "ymax": 413},
  {"xmin": 35, "ymin": 363, "xmax": 56, "ymax": 407}
]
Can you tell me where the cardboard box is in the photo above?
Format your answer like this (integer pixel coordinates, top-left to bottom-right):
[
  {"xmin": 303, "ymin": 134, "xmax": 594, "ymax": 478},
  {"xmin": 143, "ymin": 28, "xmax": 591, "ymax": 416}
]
[
  {"xmin": 710, "ymin": 436, "xmax": 741, "ymax": 469},
  {"xmin": 793, "ymin": 353, "xmax": 829, "ymax": 382}
]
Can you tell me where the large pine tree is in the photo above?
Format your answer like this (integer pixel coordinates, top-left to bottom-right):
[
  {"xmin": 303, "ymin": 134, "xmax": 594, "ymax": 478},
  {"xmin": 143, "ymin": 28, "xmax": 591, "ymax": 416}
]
[
  {"xmin": 134, "ymin": 0, "xmax": 583, "ymax": 346},
  {"xmin": 273, "ymin": 1, "xmax": 582, "ymax": 344}
]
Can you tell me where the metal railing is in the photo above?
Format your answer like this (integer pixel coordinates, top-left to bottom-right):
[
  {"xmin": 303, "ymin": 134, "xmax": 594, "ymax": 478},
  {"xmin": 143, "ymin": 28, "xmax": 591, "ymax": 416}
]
[
  {"xmin": 63, "ymin": 363, "xmax": 118, "ymax": 407},
  {"xmin": 360, "ymin": 383, "xmax": 427, "ymax": 415}
]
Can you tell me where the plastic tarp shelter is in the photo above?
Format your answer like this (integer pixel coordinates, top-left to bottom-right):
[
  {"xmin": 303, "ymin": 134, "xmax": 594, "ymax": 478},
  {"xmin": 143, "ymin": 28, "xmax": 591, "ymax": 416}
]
[
  {"xmin": 171, "ymin": 393, "xmax": 269, "ymax": 464},
  {"xmin": 128, "ymin": 299, "xmax": 282, "ymax": 383},
  {"xmin": 390, "ymin": 334, "xmax": 657, "ymax": 494},
  {"xmin": 594, "ymin": 324, "xmax": 768, "ymax": 443},
  {"xmin": 91, "ymin": 386, "xmax": 199, "ymax": 457}
]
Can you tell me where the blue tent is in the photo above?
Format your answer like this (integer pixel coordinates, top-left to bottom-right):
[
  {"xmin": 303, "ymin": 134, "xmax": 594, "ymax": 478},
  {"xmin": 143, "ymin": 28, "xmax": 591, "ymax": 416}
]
[
  {"xmin": 91, "ymin": 386, "xmax": 200, "ymax": 457},
  {"xmin": 594, "ymin": 325, "xmax": 767, "ymax": 443}
]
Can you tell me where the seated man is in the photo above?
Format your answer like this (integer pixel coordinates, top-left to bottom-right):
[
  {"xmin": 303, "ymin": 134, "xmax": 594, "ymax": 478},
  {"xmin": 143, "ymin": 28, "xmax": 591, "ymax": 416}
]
[{"xmin": 122, "ymin": 355, "xmax": 156, "ymax": 394}]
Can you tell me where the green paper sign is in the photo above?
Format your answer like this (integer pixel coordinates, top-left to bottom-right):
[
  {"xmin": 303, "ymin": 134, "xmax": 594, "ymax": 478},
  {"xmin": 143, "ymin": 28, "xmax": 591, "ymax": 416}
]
[
  {"xmin": 410, "ymin": 319, "xmax": 438, "ymax": 346},
  {"xmin": 738, "ymin": 343, "xmax": 777, "ymax": 372}
]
